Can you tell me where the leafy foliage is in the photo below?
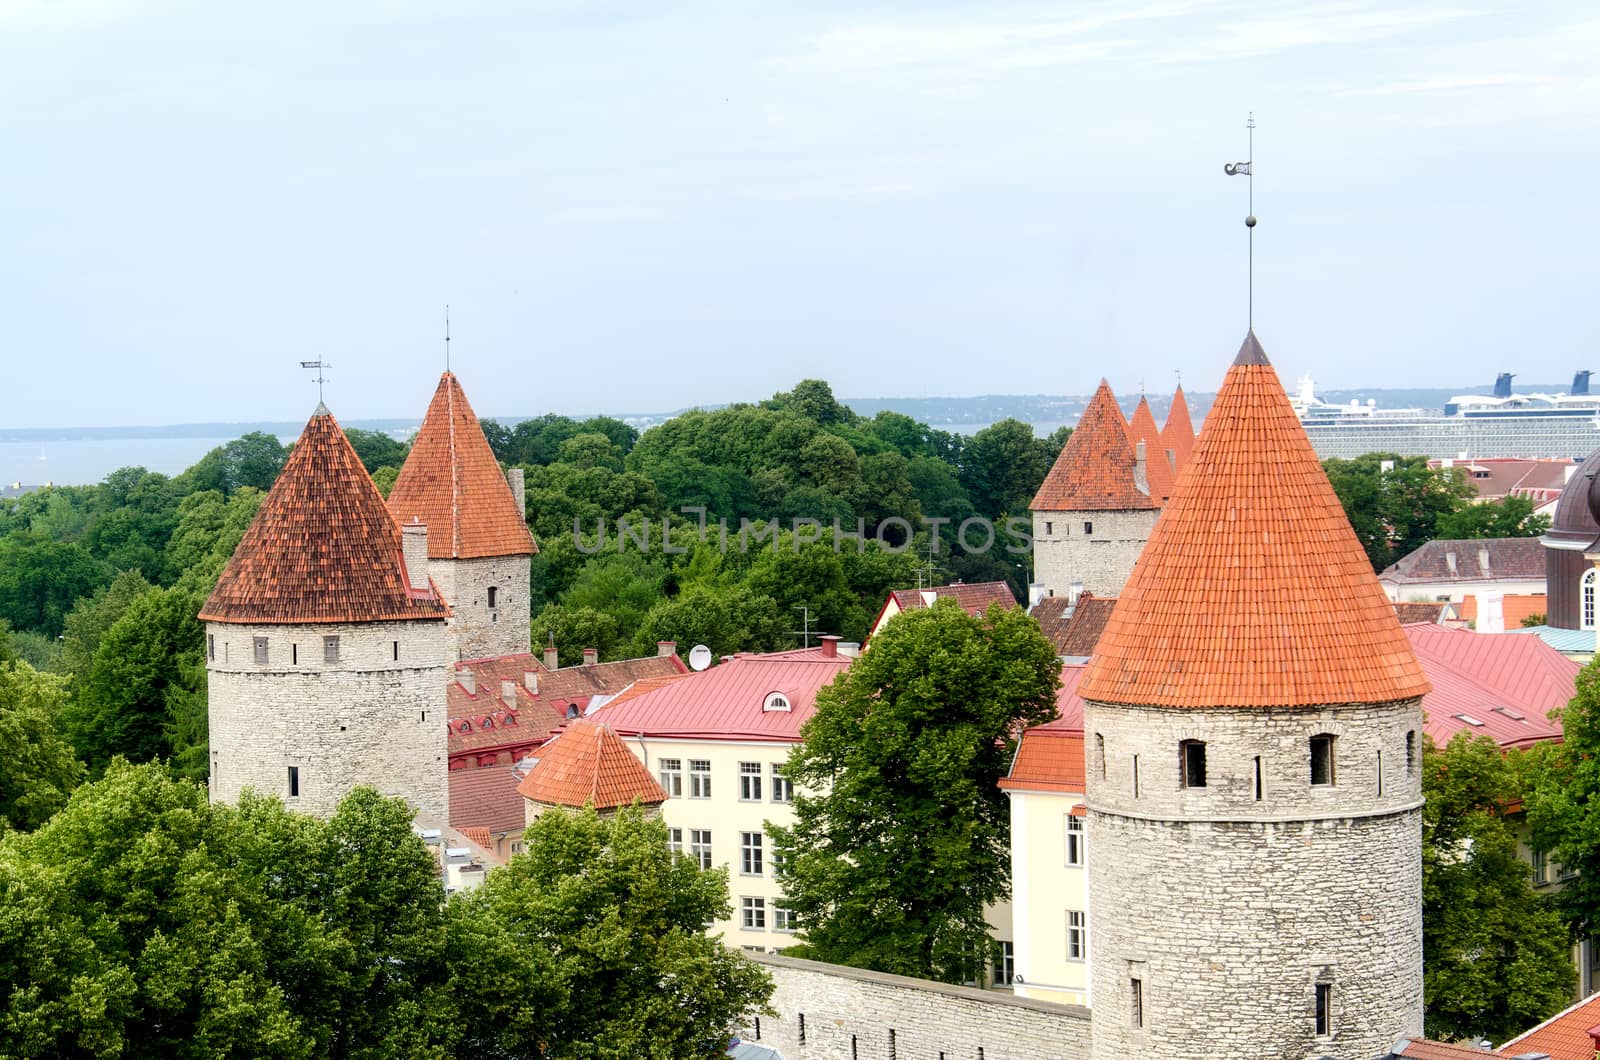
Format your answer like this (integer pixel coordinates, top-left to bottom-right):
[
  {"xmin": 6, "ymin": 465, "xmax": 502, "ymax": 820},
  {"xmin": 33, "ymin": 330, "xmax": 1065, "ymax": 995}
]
[
  {"xmin": 1434, "ymin": 494, "xmax": 1552, "ymax": 540},
  {"xmin": 0, "ymin": 661, "xmax": 84, "ymax": 832},
  {"xmin": 1322, "ymin": 454, "xmax": 1478, "ymax": 571},
  {"xmin": 1421, "ymin": 734, "xmax": 1573, "ymax": 1041},
  {"xmin": 771, "ymin": 600, "xmax": 1059, "ymax": 982},
  {"xmin": 1525, "ymin": 658, "xmax": 1600, "ymax": 940}
]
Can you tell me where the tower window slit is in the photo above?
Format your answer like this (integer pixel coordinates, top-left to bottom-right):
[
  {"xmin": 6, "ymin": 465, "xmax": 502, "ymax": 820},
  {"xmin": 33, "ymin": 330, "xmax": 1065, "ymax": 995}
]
[
  {"xmin": 1132, "ymin": 754, "xmax": 1140, "ymax": 798},
  {"xmin": 1254, "ymin": 755, "xmax": 1262, "ymax": 800},
  {"xmin": 1180, "ymin": 740, "xmax": 1206, "ymax": 788}
]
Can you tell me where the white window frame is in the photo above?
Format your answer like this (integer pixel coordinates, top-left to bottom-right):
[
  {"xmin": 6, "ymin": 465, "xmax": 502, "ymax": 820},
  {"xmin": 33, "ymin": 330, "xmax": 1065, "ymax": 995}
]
[
  {"xmin": 773, "ymin": 903, "xmax": 798, "ymax": 933},
  {"xmin": 1065, "ymin": 815, "xmax": 1085, "ymax": 866},
  {"xmin": 770, "ymin": 763, "xmax": 794, "ymax": 803},
  {"xmin": 659, "ymin": 758, "xmax": 683, "ymax": 798},
  {"xmin": 689, "ymin": 759, "xmax": 711, "ymax": 799},
  {"xmin": 739, "ymin": 761, "xmax": 762, "ymax": 801},
  {"xmin": 1584, "ymin": 568, "xmax": 1598, "ymax": 631},
  {"xmin": 740, "ymin": 831, "xmax": 764, "ymax": 875},
  {"xmin": 667, "ymin": 827, "xmax": 684, "ymax": 855},
  {"xmin": 741, "ymin": 896, "xmax": 767, "ymax": 930},
  {"xmin": 689, "ymin": 829, "xmax": 712, "ymax": 870},
  {"xmin": 1067, "ymin": 909, "xmax": 1088, "ymax": 961}
]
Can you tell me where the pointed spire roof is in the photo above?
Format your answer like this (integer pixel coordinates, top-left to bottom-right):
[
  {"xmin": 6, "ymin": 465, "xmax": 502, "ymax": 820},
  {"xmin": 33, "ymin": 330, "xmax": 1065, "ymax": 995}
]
[
  {"xmin": 1128, "ymin": 395, "xmax": 1176, "ymax": 503},
  {"xmin": 200, "ymin": 407, "xmax": 450, "ymax": 625},
  {"xmin": 1080, "ymin": 333, "xmax": 1430, "ymax": 709},
  {"xmin": 1162, "ymin": 385, "xmax": 1196, "ymax": 472},
  {"xmin": 516, "ymin": 719, "xmax": 668, "ymax": 810},
  {"xmin": 387, "ymin": 372, "xmax": 535, "ymax": 560},
  {"xmin": 1031, "ymin": 381, "xmax": 1157, "ymax": 512}
]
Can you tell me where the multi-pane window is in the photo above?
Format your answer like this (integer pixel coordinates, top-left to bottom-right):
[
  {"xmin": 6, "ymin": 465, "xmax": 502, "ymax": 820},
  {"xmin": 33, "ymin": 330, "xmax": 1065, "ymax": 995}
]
[
  {"xmin": 995, "ymin": 941, "xmax": 1015, "ymax": 986},
  {"xmin": 774, "ymin": 903, "xmax": 798, "ymax": 933},
  {"xmin": 253, "ymin": 637, "xmax": 269, "ymax": 665},
  {"xmin": 1584, "ymin": 568, "xmax": 1598, "ymax": 631},
  {"xmin": 1314, "ymin": 982, "xmax": 1333, "ymax": 1036},
  {"xmin": 740, "ymin": 831, "xmax": 764, "ymax": 875},
  {"xmin": 770, "ymin": 847, "xmax": 788, "ymax": 877},
  {"xmin": 770, "ymin": 763, "xmax": 794, "ymax": 803},
  {"xmin": 659, "ymin": 758, "xmax": 683, "ymax": 797},
  {"xmin": 741, "ymin": 897, "xmax": 766, "ymax": 930},
  {"xmin": 667, "ymin": 827, "xmax": 684, "ymax": 855},
  {"xmin": 323, "ymin": 635, "xmax": 340, "ymax": 664},
  {"xmin": 1065, "ymin": 815, "xmax": 1085, "ymax": 866},
  {"xmin": 689, "ymin": 829, "xmax": 713, "ymax": 870},
  {"xmin": 1181, "ymin": 740, "xmax": 1206, "ymax": 788},
  {"xmin": 1066, "ymin": 910, "xmax": 1088, "ymax": 960},
  {"xmin": 1310, "ymin": 735, "xmax": 1336, "ymax": 786},
  {"xmin": 1532, "ymin": 848, "xmax": 1550, "ymax": 885},
  {"xmin": 740, "ymin": 762, "xmax": 762, "ymax": 801},
  {"xmin": 689, "ymin": 759, "xmax": 712, "ymax": 798}
]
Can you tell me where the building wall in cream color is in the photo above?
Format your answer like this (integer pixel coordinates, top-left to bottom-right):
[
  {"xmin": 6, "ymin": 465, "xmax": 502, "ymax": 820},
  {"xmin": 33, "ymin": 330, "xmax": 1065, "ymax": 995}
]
[
  {"xmin": 1008, "ymin": 788, "xmax": 1090, "ymax": 1006},
  {"xmin": 206, "ymin": 618, "xmax": 450, "ymax": 821}
]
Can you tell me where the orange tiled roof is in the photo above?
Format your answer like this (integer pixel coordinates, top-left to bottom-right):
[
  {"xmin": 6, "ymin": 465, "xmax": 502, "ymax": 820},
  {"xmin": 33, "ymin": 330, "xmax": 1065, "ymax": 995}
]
[
  {"xmin": 1080, "ymin": 332, "xmax": 1431, "ymax": 708},
  {"xmin": 998, "ymin": 729, "xmax": 1085, "ymax": 793},
  {"xmin": 1497, "ymin": 988, "xmax": 1600, "ymax": 1059},
  {"xmin": 1031, "ymin": 380, "xmax": 1157, "ymax": 512},
  {"xmin": 387, "ymin": 372, "xmax": 535, "ymax": 560},
  {"xmin": 1029, "ymin": 593, "xmax": 1117, "ymax": 657},
  {"xmin": 515, "ymin": 719, "xmax": 667, "ymax": 810},
  {"xmin": 1394, "ymin": 602, "xmax": 1451, "ymax": 625},
  {"xmin": 1162, "ymin": 384, "xmax": 1196, "ymax": 473},
  {"xmin": 200, "ymin": 405, "xmax": 450, "ymax": 625},
  {"xmin": 1128, "ymin": 395, "xmax": 1177, "ymax": 503},
  {"xmin": 1393, "ymin": 1039, "xmax": 1497, "ymax": 1059}
]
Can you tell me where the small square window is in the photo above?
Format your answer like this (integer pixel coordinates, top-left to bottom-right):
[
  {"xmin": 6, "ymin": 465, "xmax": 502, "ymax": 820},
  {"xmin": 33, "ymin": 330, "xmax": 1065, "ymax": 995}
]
[
  {"xmin": 1181, "ymin": 740, "xmax": 1206, "ymax": 788},
  {"xmin": 1045, "ymin": 521, "xmax": 1053, "ymax": 535},
  {"xmin": 1083, "ymin": 521, "xmax": 1094, "ymax": 535}
]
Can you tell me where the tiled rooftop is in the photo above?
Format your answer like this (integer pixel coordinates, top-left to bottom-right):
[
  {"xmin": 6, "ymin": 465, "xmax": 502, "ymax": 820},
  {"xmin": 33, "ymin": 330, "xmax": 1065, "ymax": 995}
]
[
  {"xmin": 1496, "ymin": 988, "xmax": 1600, "ymax": 1059},
  {"xmin": 1128, "ymin": 394, "xmax": 1177, "ymax": 504},
  {"xmin": 1081, "ymin": 332, "xmax": 1431, "ymax": 709},
  {"xmin": 1380, "ymin": 537, "xmax": 1547, "ymax": 585},
  {"xmin": 387, "ymin": 372, "xmax": 536, "ymax": 560},
  {"xmin": 515, "ymin": 719, "xmax": 668, "ymax": 810},
  {"xmin": 1408, "ymin": 624, "xmax": 1571, "ymax": 751},
  {"xmin": 200, "ymin": 405, "xmax": 451, "ymax": 625},
  {"xmin": 1162, "ymin": 384, "xmax": 1196, "ymax": 474},
  {"xmin": 999, "ymin": 730, "xmax": 1085, "ymax": 793},
  {"xmin": 886, "ymin": 581, "xmax": 1018, "ymax": 617},
  {"xmin": 1394, "ymin": 602, "xmax": 1452, "ymax": 625},
  {"xmin": 448, "ymin": 760, "xmax": 528, "ymax": 835},
  {"xmin": 1031, "ymin": 380, "xmax": 1158, "ymax": 513}
]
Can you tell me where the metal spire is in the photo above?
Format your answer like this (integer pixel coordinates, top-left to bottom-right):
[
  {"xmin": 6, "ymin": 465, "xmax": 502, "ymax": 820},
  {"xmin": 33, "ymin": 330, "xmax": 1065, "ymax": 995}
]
[
  {"xmin": 1224, "ymin": 113, "xmax": 1256, "ymax": 331},
  {"xmin": 444, "ymin": 304, "xmax": 451, "ymax": 373},
  {"xmin": 300, "ymin": 360, "xmax": 332, "ymax": 407}
]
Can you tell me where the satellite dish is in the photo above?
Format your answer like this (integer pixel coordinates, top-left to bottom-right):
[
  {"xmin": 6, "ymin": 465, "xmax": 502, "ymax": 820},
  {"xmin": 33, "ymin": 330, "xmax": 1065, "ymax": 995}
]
[{"xmin": 688, "ymin": 644, "xmax": 713, "ymax": 672}]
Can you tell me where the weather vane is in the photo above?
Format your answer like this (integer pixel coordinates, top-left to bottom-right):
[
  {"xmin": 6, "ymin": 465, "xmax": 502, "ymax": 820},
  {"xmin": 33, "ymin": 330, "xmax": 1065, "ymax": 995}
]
[
  {"xmin": 444, "ymin": 304, "xmax": 451, "ymax": 373},
  {"xmin": 300, "ymin": 360, "xmax": 331, "ymax": 404},
  {"xmin": 1224, "ymin": 112, "xmax": 1256, "ymax": 331}
]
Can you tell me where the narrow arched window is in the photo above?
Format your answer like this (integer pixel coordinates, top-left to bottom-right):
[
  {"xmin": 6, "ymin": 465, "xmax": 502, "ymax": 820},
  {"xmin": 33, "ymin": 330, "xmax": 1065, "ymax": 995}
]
[
  {"xmin": 1582, "ymin": 568, "xmax": 1597, "ymax": 631},
  {"xmin": 487, "ymin": 586, "xmax": 498, "ymax": 609},
  {"xmin": 1095, "ymin": 733, "xmax": 1106, "ymax": 780}
]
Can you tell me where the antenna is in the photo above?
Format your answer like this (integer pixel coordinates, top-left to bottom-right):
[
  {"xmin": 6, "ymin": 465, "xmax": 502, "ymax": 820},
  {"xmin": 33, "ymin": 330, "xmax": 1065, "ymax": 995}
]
[
  {"xmin": 788, "ymin": 606, "xmax": 819, "ymax": 649},
  {"xmin": 444, "ymin": 304, "xmax": 451, "ymax": 373},
  {"xmin": 1224, "ymin": 112, "xmax": 1256, "ymax": 331},
  {"xmin": 299, "ymin": 360, "xmax": 331, "ymax": 405}
]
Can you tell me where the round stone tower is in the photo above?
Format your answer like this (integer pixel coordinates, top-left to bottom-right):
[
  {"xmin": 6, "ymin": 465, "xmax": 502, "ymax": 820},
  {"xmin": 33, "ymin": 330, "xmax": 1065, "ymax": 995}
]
[
  {"xmin": 1078, "ymin": 333, "xmax": 1429, "ymax": 1060},
  {"xmin": 200, "ymin": 403, "xmax": 452, "ymax": 821},
  {"xmin": 387, "ymin": 372, "xmax": 536, "ymax": 661}
]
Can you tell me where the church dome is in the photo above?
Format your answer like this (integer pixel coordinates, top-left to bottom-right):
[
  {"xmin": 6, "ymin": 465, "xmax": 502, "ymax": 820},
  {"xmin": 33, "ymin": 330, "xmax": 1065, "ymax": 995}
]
[{"xmin": 1542, "ymin": 447, "xmax": 1600, "ymax": 553}]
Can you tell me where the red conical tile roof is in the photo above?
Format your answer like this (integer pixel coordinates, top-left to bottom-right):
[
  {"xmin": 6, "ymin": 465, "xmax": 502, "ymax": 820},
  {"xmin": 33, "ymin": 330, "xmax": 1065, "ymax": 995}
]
[
  {"xmin": 516, "ymin": 719, "xmax": 668, "ymax": 810},
  {"xmin": 1079, "ymin": 333, "xmax": 1430, "ymax": 709},
  {"xmin": 1128, "ymin": 395, "xmax": 1176, "ymax": 504},
  {"xmin": 1162, "ymin": 384, "xmax": 1196, "ymax": 473},
  {"xmin": 387, "ymin": 372, "xmax": 535, "ymax": 560},
  {"xmin": 1030, "ymin": 381, "xmax": 1157, "ymax": 512},
  {"xmin": 200, "ymin": 406, "xmax": 450, "ymax": 625}
]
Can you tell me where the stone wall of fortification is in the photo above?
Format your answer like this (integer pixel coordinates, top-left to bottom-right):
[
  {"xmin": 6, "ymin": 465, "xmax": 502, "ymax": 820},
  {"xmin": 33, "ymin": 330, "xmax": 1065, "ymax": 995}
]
[
  {"xmin": 1032, "ymin": 509, "xmax": 1156, "ymax": 599},
  {"xmin": 428, "ymin": 554, "xmax": 531, "ymax": 660}
]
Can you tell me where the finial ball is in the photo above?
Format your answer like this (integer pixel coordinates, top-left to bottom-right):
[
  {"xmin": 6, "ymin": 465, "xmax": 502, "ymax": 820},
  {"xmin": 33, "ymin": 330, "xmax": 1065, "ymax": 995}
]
[{"xmin": 1245, "ymin": 214, "xmax": 1257, "ymax": 228}]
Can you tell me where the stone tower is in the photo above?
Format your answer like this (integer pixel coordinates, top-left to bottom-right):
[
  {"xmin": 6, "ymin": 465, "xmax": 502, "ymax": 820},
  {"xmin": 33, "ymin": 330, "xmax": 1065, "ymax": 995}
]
[
  {"xmin": 387, "ymin": 372, "xmax": 536, "ymax": 660},
  {"xmin": 1031, "ymin": 380, "xmax": 1159, "ymax": 599},
  {"xmin": 200, "ymin": 404, "xmax": 452, "ymax": 821},
  {"xmin": 1077, "ymin": 333, "xmax": 1429, "ymax": 1060}
]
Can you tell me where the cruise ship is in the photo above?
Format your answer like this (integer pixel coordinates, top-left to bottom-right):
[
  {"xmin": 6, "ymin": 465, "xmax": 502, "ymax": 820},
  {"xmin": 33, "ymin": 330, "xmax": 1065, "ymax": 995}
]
[{"xmin": 1291, "ymin": 372, "xmax": 1600, "ymax": 460}]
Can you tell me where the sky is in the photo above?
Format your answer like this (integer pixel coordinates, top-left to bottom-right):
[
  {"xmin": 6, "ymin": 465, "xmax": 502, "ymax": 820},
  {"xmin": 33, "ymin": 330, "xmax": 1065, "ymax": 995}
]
[{"xmin": 2, "ymin": 0, "xmax": 1597, "ymax": 428}]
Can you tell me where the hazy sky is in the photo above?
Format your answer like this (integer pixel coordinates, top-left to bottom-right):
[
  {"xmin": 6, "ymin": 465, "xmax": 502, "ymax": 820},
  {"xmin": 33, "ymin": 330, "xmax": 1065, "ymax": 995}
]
[{"xmin": 3, "ymin": 0, "xmax": 1597, "ymax": 428}]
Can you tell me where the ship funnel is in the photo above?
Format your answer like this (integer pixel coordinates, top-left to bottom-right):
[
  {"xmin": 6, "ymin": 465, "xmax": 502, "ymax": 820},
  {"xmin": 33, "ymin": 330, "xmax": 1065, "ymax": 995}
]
[
  {"xmin": 1574, "ymin": 370, "xmax": 1592, "ymax": 396},
  {"xmin": 1493, "ymin": 372, "xmax": 1515, "ymax": 398}
]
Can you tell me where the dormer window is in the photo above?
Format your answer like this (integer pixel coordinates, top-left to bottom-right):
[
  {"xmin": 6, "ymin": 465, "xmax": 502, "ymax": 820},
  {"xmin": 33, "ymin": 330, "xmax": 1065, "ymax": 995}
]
[{"xmin": 763, "ymin": 691, "xmax": 791, "ymax": 712}]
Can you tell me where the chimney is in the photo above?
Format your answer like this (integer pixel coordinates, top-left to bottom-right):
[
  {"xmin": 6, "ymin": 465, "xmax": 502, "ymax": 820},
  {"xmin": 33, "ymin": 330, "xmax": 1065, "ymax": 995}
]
[
  {"xmin": 838, "ymin": 641, "xmax": 861, "ymax": 659},
  {"xmin": 506, "ymin": 467, "xmax": 526, "ymax": 519},
  {"xmin": 543, "ymin": 634, "xmax": 558, "ymax": 671},
  {"xmin": 501, "ymin": 680, "xmax": 517, "ymax": 702},
  {"xmin": 401, "ymin": 521, "xmax": 430, "ymax": 591},
  {"xmin": 1069, "ymin": 580, "xmax": 1085, "ymax": 607},
  {"xmin": 582, "ymin": 647, "xmax": 598, "ymax": 666},
  {"xmin": 1133, "ymin": 441, "xmax": 1150, "ymax": 495},
  {"xmin": 657, "ymin": 640, "xmax": 677, "ymax": 658},
  {"xmin": 524, "ymin": 670, "xmax": 538, "ymax": 694},
  {"xmin": 459, "ymin": 669, "xmax": 476, "ymax": 695},
  {"xmin": 820, "ymin": 635, "xmax": 840, "ymax": 658},
  {"xmin": 1027, "ymin": 582, "xmax": 1047, "ymax": 609}
]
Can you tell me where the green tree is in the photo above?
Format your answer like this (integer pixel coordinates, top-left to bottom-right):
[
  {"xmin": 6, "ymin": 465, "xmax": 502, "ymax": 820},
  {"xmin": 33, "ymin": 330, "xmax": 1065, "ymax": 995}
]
[
  {"xmin": 958, "ymin": 418, "xmax": 1054, "ymax": 518},
  {"xmin": 0, "ymin": 536, "xmax": 112, "ymax": 636},
  {"xmin": 164, "ymin": 487, "xmax": 264, "ymax": 592},
  {"xmin": 1526, "ymin": 659, "xmax": 1600, "ymax": 940},
  {"xmin": 0, "ymin": 661, "xmax": 84, "ymax": 832},
  {"xmin": 556, "ymin": 432, "xmax": 626, "ymax": 472},
  {"xmin": 1323, "ymin": 454, "xmax": 1476, "ymax": 571},
  {"xmin": 342, "ymin": 428, "xmax": 408, "ymax": 474},
  {"xmin": 179, "ymin": 431, "xmax": 288, "ymax": 495},
  {"xmin": 446, "ymin": 805, "xmax": 772, "ymax": 1059},
  {"xmin": 479, "ymin": 417, "xmax": 514, "ymax": 462},
  {"xmin": 58, "ymin": 569, "xmax": 155, "ymax": 675},
  {"xmin": 745, "ymin": 542, "xmax": 869, "ymax": 644},
  {"xmin": 771, "ymin": 600, "xmax": 1059, "ymax": 982},
  {"xmin": 560, "ymin": 553, "xmax": 666, "ymax": 648},
  {"xmin": 766, "ymin": 378, "xmax": 856, "ymax": 427},
  {"xmin": 530, "ymin": 604, "xmax": 621, "ymax": 665},
  {"xmin": 1435, "ymin": 494, "xmax": 1552, "ymax": 540},
  {"xmin": 631, "ymin": 585, "xmax": 786, "ymax": 659},
  {"xmin": 1421, "ymin": 734, "xmax": 1574, "ymax": 1041}
]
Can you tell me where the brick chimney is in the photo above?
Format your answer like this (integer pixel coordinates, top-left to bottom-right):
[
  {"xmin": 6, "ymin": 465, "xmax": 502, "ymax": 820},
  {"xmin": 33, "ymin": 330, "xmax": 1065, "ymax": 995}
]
[
  {"xmin": 657, "ymin": 640, "xmax": 677, "ymax": 658},
  {"xmin": 459, "ymin": 669, "xmax": 476, "ymax": 695},
  {"xmin": 506, "ymin": 467, "xmax": 526, "ymax": 520},
  {"xmin": 543, "ymin": 634, "xmax": 558, "ymax": 671},
  {"xmin": 524, "ymin": 670, "xmax": 538, "ymax": 694},
  {"xmin": 582, "ymin": 647, "xmax": 598, "ymax": 667},
  {"xmin": 401, "ymin": 521, "xmax": 430, "ymax": 591},
  {"xmin": 820, "ymin": 635, "xmax": 840, "ymax": 658},
  {"xmin": 501, "ymin": 680, "xmax": 517, "ymax": 702}
]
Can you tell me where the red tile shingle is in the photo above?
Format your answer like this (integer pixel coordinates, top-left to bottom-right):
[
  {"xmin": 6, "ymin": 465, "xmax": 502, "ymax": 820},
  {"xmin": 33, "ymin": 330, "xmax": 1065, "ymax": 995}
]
[
  {"xmin": 1162, "ymin": 384, "xmax": 1196, "ymax": 474},
  {"xmin": 1128, "ymin": 395, "xmax": 1177, "ymax": 504},
  {"xmin": 516, "ymin": 719, "xmax": 668, "ymax": 810},
  {"xmin": 1497, "ymin": 990, "xmax": 1600, "ymax": 1059},
  {"xmin": 1031, "ymin": 380, "xmax": 1158, "ymax": 513},
  {"xmin": 1080, "ymin": 333, "xmax": 1431, "ymax": 709}
]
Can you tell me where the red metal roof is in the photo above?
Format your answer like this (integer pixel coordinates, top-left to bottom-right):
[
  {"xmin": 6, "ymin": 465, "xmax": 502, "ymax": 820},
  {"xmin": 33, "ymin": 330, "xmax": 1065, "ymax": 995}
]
[
  {"xmin": 1498, "ymin": 989, "xmax": 1600, "ymax": 1059},
  {"xmin": 1082, "ymin": 332, "xmax": 1431, "ymax": 709},
  {"xmin": 200, "ymin": 405, "xmax": 450, "ymax": 625},
  {"xmin": 387, "ymin": 372, "xmax": 536, "ymax": 560},
  {"xmin": 1406, "ymin": 624, "xmax": 1572, "ymax": 750},
  {"xmin": 1031, "ymin": 380, "xmax": 1158, "ymax": 513},
  {"xmin": 592, "ymin": 646, "xmax": 852, "ymax": 742},
  {"xmin": 515, "ymin": 719, "xmax": 668, "ymax": 810}
]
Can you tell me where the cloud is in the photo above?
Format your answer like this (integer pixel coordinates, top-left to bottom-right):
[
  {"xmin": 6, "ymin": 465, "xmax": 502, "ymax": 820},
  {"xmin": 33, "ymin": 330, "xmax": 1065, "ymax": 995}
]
[{"xmin": 1149, "ymin": 4, "xmax": 1477, "ymax": 63}]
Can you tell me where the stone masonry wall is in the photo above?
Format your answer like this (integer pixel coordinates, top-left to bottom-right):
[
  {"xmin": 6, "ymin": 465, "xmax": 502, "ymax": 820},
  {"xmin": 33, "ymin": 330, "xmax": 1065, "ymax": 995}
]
[
  {"xmin": 207, "ymin": 619, "xmax": 450, "ymax": 821},
  {"xmin": 1032, "ymin": 509, "xmax": 1157, "ymax": 599},
  {"xmin": 428, "ymin": 554, "xmax": 531, "ymax": 660},
  {"xmin": 1085, "ymin": 699, "xmax": 1425, "ymax": 1060},
  {"xmin": 741, "ymin": 952, "xmax": 1091, "ymax": 1060}
]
